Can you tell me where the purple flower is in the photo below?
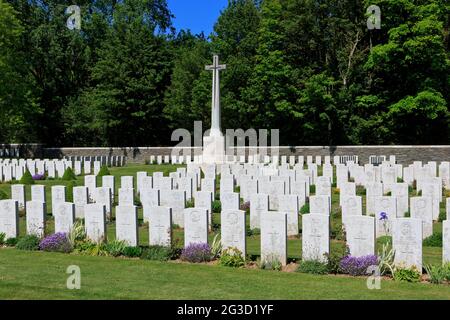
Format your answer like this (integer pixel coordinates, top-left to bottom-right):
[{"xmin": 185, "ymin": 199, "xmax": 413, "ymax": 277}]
[
  {"xmin": 379, "ymin": 212, "xmax": 388, "ymax": 221},
  {"xmin": 180, "ymin": 243, "xmax": 212, "ymax": 263},
  {"xmin": 32, "ymin": 174, "xmax": 45, "ymax": 181},
  {"xmin": 339, "ymin": 255, "xmax": 379, "ymax": 276},
  {"xmin": 39, "ymin": 233, "xmax": 73, "ymax": 253}
]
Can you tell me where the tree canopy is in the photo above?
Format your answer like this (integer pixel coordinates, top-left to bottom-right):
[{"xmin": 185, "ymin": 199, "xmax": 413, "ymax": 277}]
[{"xmin": 1, "ymin": 0, "xmax": 449, "ymax": 146}]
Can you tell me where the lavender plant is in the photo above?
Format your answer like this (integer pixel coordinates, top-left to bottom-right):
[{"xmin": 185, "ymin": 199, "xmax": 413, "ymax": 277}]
[
  {"xmin": 339, "ymin": 255, "xmax": 379, "ymax": 276},
  {"xmin": 39, "ymin": 233, "xmax": 73, "ymax": 253},
  {"xmin": 180, "ymin": 243, "xmax": 212, "ymax": 263}
]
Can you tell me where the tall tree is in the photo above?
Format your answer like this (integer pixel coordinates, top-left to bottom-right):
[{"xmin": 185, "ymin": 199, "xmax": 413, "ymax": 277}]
[{"xmin": 0, "ymin": 0, "xmax": 40, "ymax": 142}]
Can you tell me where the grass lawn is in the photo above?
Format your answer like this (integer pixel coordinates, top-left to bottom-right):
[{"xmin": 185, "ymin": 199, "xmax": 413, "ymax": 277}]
[
  {"xmin": 0, "ymin": 163, "xmax": 448, "ymax": 299},
  {"xmin": 1, "ymin": 249, "xmax": 450, "ymax": 300}
]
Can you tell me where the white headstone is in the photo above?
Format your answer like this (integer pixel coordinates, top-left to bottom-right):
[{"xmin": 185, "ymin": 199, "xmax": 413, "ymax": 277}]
[
  {"xmin": 116, "ymin": 205, "xmax": 139, "ymax": 246},
  {"xmin": 410, "ymin": 197, "xmax": 433, "ymax": 239},
  {"xmin": 302, "ymin": 214, "xmax": 329, "ymax": 263},
  {"xmin": 51, "ymin": 185, "xmax": 66, "ymax": 216},
  {"xmin": 141, "ymin": 188, "xmax": 160, "ymax": 223},
  {"xmin": 93, "ymin": 187, "xmax": 112, "ymax": 219},
  {"xmin": 26, "ymin": 201, "xmax": 46, "ymax": 237},
  {"xmin": 443, "ymin": 220, "xmax": 450, "ymax": 264},
  {"xmin": 260, "ymin": 212, "xmax": 287, "ymax": 266},
  {"xmin": 54, "ymin": 202, "xmax": 75, "ymax": 234},
  {"xmin": 392, "ymin": 183, "xmax": 409, "ymax": 217},
  {"xmin": 341, "ymin": 196, "xmax": 362, "ymax": 226},
  {"xmin": 73, "ymin": 186, "xmax": 88, "ymax": 219},
  {"xmin": 221, "ymin": 210, "xmax": 246, "ymax": 257},
  {"xmin": 393, "ymin": 218, "xmax": 423, "ymax": 273},
  {"xmin": 250, "ymin": 194, "xmax": 268, "ymax": 230},
  {"xmin": 85, "ymin": 204, "xmax": 106, "ymax": 243},
  {"xmin": 220, "ymin": 192, "xmax": 239, "ymax": 211},
  {"xmin": 194, "ymin": 191, "xmax": 213, "ymax": 217},
  {"xmin": 121, "ymin": 176, "xmax": 134, "ymax": 189},
  {"xmin": 11, "ymin": 184, "xmax": 26, "ymax": 210},
  {"xmin": 309, "ymin": 195, "xmax": 330, "ymax": 215},
  {"xmin": 102, "ymin": 175, "xmax": 115, "ymax": 198},
  {"xmin": 0, "ymin": 200, "xmax": 19, "ymax": 239},
  {"xmin": 278, "ymin": 195, "xmax": 299, "ymax": 236},
  {"xmin": 31, "ymin": 185, "xmax": 46, "ymax": 203},
  {"xmin": 149, "ymin": 206, "xmax": 172, "ymax": 247},
  {"xmin": 374, "ymin": 196, "xmax": 397, "ymax": 237},
  {"xmin": 345, "ymin": 216, "xmax": 375, "ymax": 257},
  {"xmin": 118, "ymin": 188, "xmax": 134, "ymax": 206},
  {"xmin": 184, "ymin": 208, "xmax": 209, "ymax": 247},
  {"xmin": 84, "ymin": 175, "xmax": 96, "ymax": 201},
  {"xmin": 160, "ymin": 190, "xmax": 186, "ymax": 227}
]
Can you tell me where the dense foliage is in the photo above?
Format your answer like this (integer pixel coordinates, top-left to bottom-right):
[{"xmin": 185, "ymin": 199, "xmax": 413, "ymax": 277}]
[{"xmin": 1, "ymin": 0, "xmax": 449, "ymax": 146}]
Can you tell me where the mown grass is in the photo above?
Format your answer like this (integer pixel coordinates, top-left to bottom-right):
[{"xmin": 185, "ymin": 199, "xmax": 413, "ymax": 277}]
[{"xmin": 1, "ymin": 249, "xmax": 449, "ymax": 300}]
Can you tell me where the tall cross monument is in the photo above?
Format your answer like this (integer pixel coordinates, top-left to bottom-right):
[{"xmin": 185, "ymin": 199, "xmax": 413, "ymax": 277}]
[{"xmin": 203, "ymin": 55, "xmax": 226, "ymax": 163}]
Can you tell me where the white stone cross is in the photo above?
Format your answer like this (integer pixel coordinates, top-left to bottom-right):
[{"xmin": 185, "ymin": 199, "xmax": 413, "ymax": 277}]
[{"xmin": 205, "ymin": 55, "xmax": 226, "ymax": 136}]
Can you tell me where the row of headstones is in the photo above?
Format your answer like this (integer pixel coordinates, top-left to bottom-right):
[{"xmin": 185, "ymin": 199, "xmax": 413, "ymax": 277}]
[
  {"xmin": 1, "ymin": 196, "xmax": 448, "ymax": 273},
  {"xmin": 0, "ymin": 158, "xmax": 120, "ymax": 182},
  {"xmin": 0, "ymin": 147, "xmax": 20, "ymax": 158},
  {"xmin": 63, "ymin": 156, "xmax": 125, "ymax": 167},
  {"xmin": 149, "ymin": 154, "xmax": 362, "ymax": 165}
]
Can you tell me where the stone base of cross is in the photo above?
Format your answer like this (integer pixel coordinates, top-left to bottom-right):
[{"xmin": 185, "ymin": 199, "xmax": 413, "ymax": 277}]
[{"xmin": 203, "ymin": 134, "xmax": 225, "ymax": 164}]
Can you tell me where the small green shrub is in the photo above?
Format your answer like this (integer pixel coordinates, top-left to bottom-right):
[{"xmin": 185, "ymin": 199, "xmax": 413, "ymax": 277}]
[
  {"xmin": 97, "ymin": 165, "xmax": 110, "ymax": 177},
  {"xmin": 68, "ymin": 220, "xmax": 86, "ymax": 246},
  {"xmin": 259, "ymin": 256, "xmax": 282, "ymax": 271},
  {"xmin": 423, "ymin": 233, "xmax": 442, "ymax": 247},
  {"xmin": 210, "ymin": 234, "xmax": 222, "ymax": 259},
  {"xmin": 356, "ymin": 186, "xmax": 366, "ymax": 195},
  {"xmin": 74, "ymin": 241, "xmax": 108, "ymax": 256},
  {"xmin": 140, "ymin": 245, "xmax": 173, "ymax": 261},
  {"xmin": 377, "ymin": 242, "xmax": 395, "ymax": 276},
  {"xmin": 219, "ymin": 248, "xmax": 245, "ymax": 268},
  {"xmin": 61, "ymin": 167, "xmax": 77, "ymax": 181},
  {"xmin": 19, "ymin": 169, "xmax": 34, "ymax": 185},
  {"xmin": 16, "ymin": 235, "xmax": 40, "ymax": 251},
  {"xmin": 424, "ymin": 264, "xmax": 447, "ymax": 284},
  {"xmin": 0, "ymin": 233, "xmax": 5, "ymax": 245},
  {"xmin": 444, "ymin": 263, "xmax": 450, "ymax": 281},
  {"xmin": 65, "ymin": 181, "xmax": 77, "ymax": 203},
  {"xmin": 393, "ymin": 267, "xmax": 421, "ymax": 283},
  {"xmin": 297, "ymin": 260, "xmax": 329, "ymax": 275},
  {"xmin": 438, "ymin": 209, "xmax": 446, "ymax": 223},
  {"xmin": 246, "ymin": 227, "xmax": 260, "ymax": 236},
  {"xmin": 212, "ymin": 221, "xmax": 221, "ymax": 232},
  {"xmin": 212, "ymin": 200, "xmax": 221, "ymax": 213},
  {"xmin": 300, "ymin": 203, "xmax": 310, "ymax": 214},
  {"xmin": 123, "ymin": 246, "xmax": 143, "ymax": 258},
  {"xmin": 103, "ymin": 240, "xmax": 127, "ymax": 257},
  {"xmin": 186, "ymin": 199, "xmax": 195, "ymax": 208},
  {"xmin": 326, "ymin": 242, "xmax": 348, "ymax": 274},
  {"xmin": 0, "ymin": 190, "xmax": 9, "ymax": 200},
  {"xmin": 5, "ymin": 237, "xmax": 19, "ymax": 247}
]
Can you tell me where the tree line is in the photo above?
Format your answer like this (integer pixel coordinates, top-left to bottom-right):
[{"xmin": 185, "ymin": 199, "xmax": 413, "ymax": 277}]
[{"xmin": 0, "ymin": 0, "xmax": 449, "ymax": 147}]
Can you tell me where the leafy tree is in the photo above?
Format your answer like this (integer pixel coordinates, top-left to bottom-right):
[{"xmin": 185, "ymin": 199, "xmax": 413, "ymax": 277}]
[{"xmin": 0, "ymin": 0, "xmax": 40, "ymax": 142}]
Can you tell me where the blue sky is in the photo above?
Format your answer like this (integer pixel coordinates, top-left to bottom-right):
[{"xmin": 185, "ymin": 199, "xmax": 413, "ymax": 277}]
[{"xmin": 167, "ymin": 0, "xmax": 229, "ymax": 35}]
